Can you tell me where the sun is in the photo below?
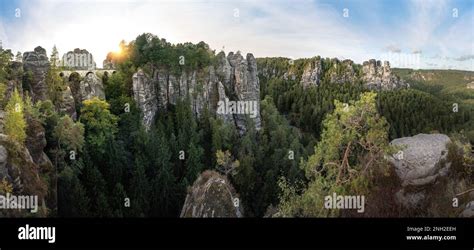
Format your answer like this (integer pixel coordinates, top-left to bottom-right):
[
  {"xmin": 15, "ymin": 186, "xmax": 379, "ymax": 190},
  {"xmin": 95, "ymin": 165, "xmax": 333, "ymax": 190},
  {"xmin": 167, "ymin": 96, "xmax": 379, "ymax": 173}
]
[{"xmin": 114, "ymin": 45, "xmax": 122, "ymax": 55}]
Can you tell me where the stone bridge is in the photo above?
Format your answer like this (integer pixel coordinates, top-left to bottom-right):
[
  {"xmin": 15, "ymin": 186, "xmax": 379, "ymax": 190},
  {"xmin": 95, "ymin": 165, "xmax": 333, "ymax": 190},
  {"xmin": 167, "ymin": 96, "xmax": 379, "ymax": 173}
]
[{"xmin": 59, "ymin": 69, "xmax": 116, "ymax": 79}]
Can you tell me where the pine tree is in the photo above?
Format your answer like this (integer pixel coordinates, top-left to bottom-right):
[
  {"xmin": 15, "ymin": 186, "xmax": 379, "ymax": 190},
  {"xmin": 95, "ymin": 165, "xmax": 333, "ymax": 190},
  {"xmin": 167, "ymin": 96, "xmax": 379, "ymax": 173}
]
[
  {"xmin": 46, "ymin": 45, "xmax": 65, "ymax": 109},
  {"xmin": 111, "ymin": 183, "xmax": 127, "ymax": 217},
  {"xmin": 58, "ymin": 164, "xmax": 90, "ymax": 217},
  {"xmin": 81, "ymin": 161, "xmax": 111, "ymax": 217},
  {"xmin": 185, "ymin": 142, "xmax": 203, "ymax": 185},
  {"xmin": 130, "ymin": 157, "xmax": 150, "ymax": 217},
  {"xmin": 279, "ymin": 92, "xmax": 392, "ymax": 217}
]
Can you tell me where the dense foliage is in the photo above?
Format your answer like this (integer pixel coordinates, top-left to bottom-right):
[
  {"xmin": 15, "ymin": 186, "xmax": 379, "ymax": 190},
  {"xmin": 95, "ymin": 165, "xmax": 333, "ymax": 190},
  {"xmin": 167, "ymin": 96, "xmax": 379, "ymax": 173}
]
[{"xmin": 1, "ymin": 35, "xmax": 472, "ymax": 218}]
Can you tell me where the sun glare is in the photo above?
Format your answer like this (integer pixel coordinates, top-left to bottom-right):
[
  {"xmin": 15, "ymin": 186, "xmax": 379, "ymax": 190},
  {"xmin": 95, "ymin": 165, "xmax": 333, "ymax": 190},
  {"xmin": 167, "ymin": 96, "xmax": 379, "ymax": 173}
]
[{"xmin": 115, "ymin": 46, "xmax": 122, "ymax": 55}]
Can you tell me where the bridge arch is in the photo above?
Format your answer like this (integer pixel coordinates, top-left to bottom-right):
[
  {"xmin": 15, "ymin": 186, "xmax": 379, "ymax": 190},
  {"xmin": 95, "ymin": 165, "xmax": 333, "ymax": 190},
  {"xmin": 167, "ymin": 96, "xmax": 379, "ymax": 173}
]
[{"xmin": 59, "ymin": 69, "xmax": 117, "ymax": 79}]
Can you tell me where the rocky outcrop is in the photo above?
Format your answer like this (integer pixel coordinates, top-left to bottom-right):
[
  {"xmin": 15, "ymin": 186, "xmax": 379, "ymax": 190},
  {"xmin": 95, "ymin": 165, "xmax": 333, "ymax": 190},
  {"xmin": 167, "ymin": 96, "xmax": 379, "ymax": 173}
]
[
  {"xmin": 329, "ymin": 59, "xmax": 357, "ymax": 84},
  {"xmin": 62, "ymin": 48, "xmax": 96, "ymax": 70},
  {"xmin": 132, "ymin": 51, "xmax": 261, "ymax": 133},
  {"xmin": 5, "ymin": 80, "xmax": 23, "ymax": 103},
  {"xmin": 467, "ymin": 82, "xmax": 474, "ymax": 90},
  {"xmin": 0, "ymin": 111, "xmax": 4, "ymax": 133},
  {"xmin": 180, "ymin": 170, "xmax": 243, "ymax": 218},
  {"xmin": 0, "ymin": 134, "xmax": 48, "ymax": 217},
  {"xmin": 224, "ymin": 52, "xmax": 261, "ymax": 132},
  {"xmin": 79, "ymin": 72, "xmax": 105, "ymax": 101},
  {"xmin": 132, "ymin": 70, "xmax": 159, "ymax": 129},
  {"xmin": 389, "ymin": 134, "xmax": 451, "ymax": 208},
  {"xmin": 4, "ymin": 61, "xmax": 24, "ymax": 100},
  {"xmin": 410, "ymin": 71, "xmax": 436, "ymax": 82},
  {"xmin": 103, "ymin": 60, "xmax": 115, "ymax": 70},
  {"xmin": 23, "ymin": 46, "xmax": 50, "ymax": 102},
  {"xmin": 0, "ymin": 145, "xmax": 8, "ymax": 181},
  {"xmin": 259, "ymin": 57, "xmax": 409, "ymax": 91},
  {"xmin": 459, "ymin": 201, "xmax": 474, "ymax": 218},
  {"xmin": 25, "ymin": 117, "xmax": 53, "ymax": 172},
  {"xmin": 300, "ymin": 59, "xmax": 322, "ymax": 88},
  {"xmin": 362, "ymin": 60, "xmax": 409, "ymax": 90},
  {"xmin": 59, "ymin": 86, "xmax": 77, "ymax": 120}
]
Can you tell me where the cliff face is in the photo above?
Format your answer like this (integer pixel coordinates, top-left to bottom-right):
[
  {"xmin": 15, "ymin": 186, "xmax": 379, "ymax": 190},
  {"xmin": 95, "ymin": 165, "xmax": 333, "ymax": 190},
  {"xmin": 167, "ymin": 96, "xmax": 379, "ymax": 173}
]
[
  {"xmin": 0, "ymin": 134, "xmax": 49, "ymax": 217},
  {"xmin": 132, "ymin": 51, "xmax": 261, "ymax": 133},
  {"xmin": 300, "ymin": 59, "xmax": 322, "ymax": 88},
  {"xmin": 23, "ymin": 46, "xmax": 50, "ymax": 102}
]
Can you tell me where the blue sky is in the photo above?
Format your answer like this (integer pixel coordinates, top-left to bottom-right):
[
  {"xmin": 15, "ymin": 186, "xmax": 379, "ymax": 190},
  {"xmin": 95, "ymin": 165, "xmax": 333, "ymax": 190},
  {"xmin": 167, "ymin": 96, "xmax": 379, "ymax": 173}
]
[{"xmin": 0, "ymin": 0, "xmax": 472, "ymax": 70}]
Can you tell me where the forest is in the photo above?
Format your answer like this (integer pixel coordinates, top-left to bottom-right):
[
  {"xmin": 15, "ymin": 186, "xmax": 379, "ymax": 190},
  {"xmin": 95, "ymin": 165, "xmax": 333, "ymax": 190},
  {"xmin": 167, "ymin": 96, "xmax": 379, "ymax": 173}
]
[{"xmin": 0, "ymin": 33, "xmax": 473, "ymax": 218}]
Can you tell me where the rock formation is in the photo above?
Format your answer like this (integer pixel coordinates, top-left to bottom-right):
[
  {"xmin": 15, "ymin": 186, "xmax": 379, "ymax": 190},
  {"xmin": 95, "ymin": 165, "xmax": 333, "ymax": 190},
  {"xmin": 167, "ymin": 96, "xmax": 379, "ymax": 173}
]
[
  {"xmin": 59, "ymin": 86, "xmax": 77, "ymax": 120},
  {"xmin": 0, "ymin": 144, "xmax": 8, "ymax": 182},
  {"xmin": 0, "ymin": 134, "xmax": 48, "ymax": 217},
  {"xmin": 25, "ymin": 117, "xmax": 53, "ymax": 172},
  {"xmin": 258, "ymin": 57, "xmax": 410, "ymax": 91},
  {"xmin": 132, "ymin": 51, "xmax": 261, "ymax": 133},
  {"xmin": 329, "ymin": 59, "xmax": 357, "ymax": 84},
  {"xmin": 180, "ymin": 170, "xmax": 243, "ymax": 218},
  {"xmin": 362, "ymin": 60, "xmax": 409, "ymax": 90},
  {"xmin": 0, "ymin": 110, "xmax": 4, "ymax": 133},
  {"xmin": 103, "ymin": 59, "xmax": 115, "ymax": 70},
  {"xmin": 62, "ymin": 48, "xmax": 96, "ymax": 70},
  {"xmin": 4, "ymin": 61, "xmax": 24, "ymax": 99},
  {"xmin": 467, "ymin": 81, "xmax": 474, "ymax": 90},
  {"xmin": 79, "ymin": 72, "xmax": 105, "ymax": 101},
  {"xmin": 300, "ymin": 58, "xmax": 322, "ymax": 88},
  {"xmin": 132, "ymin": 70, "xmax": 159, "ymax": 129},
  {"xmin": 460, "ymin": 200, "xmax": 474, "ymax": 218},
  {"xmin": 389, "ymin": 133, "xmax": 451, "ymax": 208},
  {"xmin": 23, "ymin": 46, "xmax": 50, "ymax": 102}
]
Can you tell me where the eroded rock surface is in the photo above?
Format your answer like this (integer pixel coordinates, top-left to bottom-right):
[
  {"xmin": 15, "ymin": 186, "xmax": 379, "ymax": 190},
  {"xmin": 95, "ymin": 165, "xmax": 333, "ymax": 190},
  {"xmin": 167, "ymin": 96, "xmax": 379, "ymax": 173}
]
[
  {"xmin": 62, "ymin": 48, "xmax": 96, "ymax": 70},
  {"xmin": 80, "ymin": 72, "xmax": 105, "ymax": 101},
  {"xmin": 180, "ymin": 170, "xmax": 243, "ymax": 218},
  {"xmin": 459, "ymin": 201, "xmax": 474, "ymax": 218},
  {"xmin": 389, "ymin": 133, "xmax": 451, "ymax": 208},
  {"xmin": 132, "ymin": 70, "xmax": 158, "ymax": 129},
  {"xmin": 0, "ymin": 134, "xmax": 48, "ymax": 217},
  {"xmin": 362, "ymin": 60, "xmax": 409, "ymax": 90},
  {"xmin": 132, "ymin": 51, "xmax": 261, "ymax": 133},
  {"xmin": 300, "ymin": 59, "xmax": 322, "ymax": 88},
  {"xmin": 23, "ymin": 46, "xmax": 50, "ymax": 102},
  {"xmin": 59, "ymin": 86, "xmax": 77, "ymax": 120}
]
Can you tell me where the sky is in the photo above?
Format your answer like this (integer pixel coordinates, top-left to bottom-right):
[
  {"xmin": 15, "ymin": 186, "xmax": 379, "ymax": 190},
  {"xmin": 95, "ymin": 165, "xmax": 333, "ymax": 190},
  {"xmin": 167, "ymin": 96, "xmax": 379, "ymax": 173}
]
[{"xmin": 0, "ymin": 0, "xmax": 472, "ymax": 70}]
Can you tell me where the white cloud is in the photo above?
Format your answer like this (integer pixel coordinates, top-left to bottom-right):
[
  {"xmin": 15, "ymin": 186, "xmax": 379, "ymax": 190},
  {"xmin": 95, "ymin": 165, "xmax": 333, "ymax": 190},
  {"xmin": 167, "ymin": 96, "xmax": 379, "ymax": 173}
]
[
  {"xmin": 3, "ymin": 0, "xmax": 369, "ymax": 64},
  {"xmin": 1, "ymin": 0, "xmax": 472, "ymax": 71}
]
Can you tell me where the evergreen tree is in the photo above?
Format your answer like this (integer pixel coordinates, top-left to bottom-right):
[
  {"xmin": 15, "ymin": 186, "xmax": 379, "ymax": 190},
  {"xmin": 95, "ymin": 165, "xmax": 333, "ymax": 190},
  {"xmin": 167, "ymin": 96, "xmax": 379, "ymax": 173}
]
[
  {"xmin": 111, "ymin": 183, "xmax": 127, "ymax": 217},
  {"xmin": 58, "ymin": 164, "xmax": 90, "ymax": 217},
  {"xmin": 81, "ymin": 159, "xmax": 111, "ymax": 217},
  {"xmin": 130, "ymin": 157, "xmax": 150, "ymax": 217},
  {"xmin": 278, "ymin": 92, "xmax": 392, "ymax": 217},
  {"xmin": 46, "ymin": 45, "xmax": 66, "ymax": 109}
]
